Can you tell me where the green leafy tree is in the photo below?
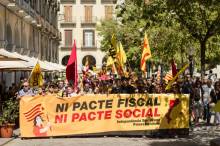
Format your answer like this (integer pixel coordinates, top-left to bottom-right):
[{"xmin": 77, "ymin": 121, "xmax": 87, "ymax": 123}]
[
  {"xmin": 97, "ymin": 0, "xmax": 220, "ymax": 74},
  {"xmin": 166, "ymin": 0, "xmax": 220, "ymax": 76}
]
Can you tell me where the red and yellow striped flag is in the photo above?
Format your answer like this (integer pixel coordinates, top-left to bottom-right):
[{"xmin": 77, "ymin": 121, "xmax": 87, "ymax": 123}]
[
  {"xmin": 164, "ymin": 70, "xmax": 173, "ymax": 83},
  {"xmin": 156, "ymin": 65, "xmax": 161, "ymax": 82},
  {"xmin": 140, "ymin": 32, "xmax": 152, "ymax": 72}
]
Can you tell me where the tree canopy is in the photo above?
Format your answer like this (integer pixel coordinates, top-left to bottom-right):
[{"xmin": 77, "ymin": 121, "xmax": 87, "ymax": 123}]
[{"xmin": 97, "ymin": 0, "xmax": 220, "ymax": 75}]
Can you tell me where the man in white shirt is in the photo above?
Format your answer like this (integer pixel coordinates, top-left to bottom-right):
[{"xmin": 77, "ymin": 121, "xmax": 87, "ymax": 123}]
[
  {"xmin": 202, "ymin": 79, "xmax": 214, "ymax": 125},
  {"xmin": 17, "ymin": 82, "xmax": 34, "ymax": 100}
]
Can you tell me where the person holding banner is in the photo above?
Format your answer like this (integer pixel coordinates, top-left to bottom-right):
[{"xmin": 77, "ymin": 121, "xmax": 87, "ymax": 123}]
[
  {"xmin": 47, "ymin": 84, "xmax": 55, "ymax": 95},
  {"xmin": 17, "ymin": 82, "xmax": 34, "ymax": 99},
  {"xmin": 66, "ymin": 84, "xmax": 79, "ymax": 98}
]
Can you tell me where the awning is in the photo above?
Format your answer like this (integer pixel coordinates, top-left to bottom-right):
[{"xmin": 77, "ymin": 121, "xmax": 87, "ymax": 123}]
[
  {"xmin": 11, "ymin": 52, "xmax": 54, "ymax": 72},
  {"xmin": 0, "ymin": 49, "xmax": 65, "ymax": 72},
  {"xmin": 0, "ymin": 49, "xmax": 27, "ymax": 61},
  {"xmin": 46, "ymin": 61, "xmax": 66, "ymax": 72},
  {"xmin": 0, "ymin": 60, "xmax": 29, "ymax": 70}
]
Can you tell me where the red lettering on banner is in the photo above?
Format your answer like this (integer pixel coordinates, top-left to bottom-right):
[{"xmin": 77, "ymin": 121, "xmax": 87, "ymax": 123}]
[
  {"xmin": 141, "ymin": 109, "xmax": 145, "ymax": 117},
  {"xmin": 124, "ymin": 109, "xmax": 132, "ymax": 118},
  {"xmin": 97, "ymin": 111, "xmax": 104, "ymax": 120},
  {"xmin": 145, "ymin": 108, "xmax": 153, "ymax": 117},
  {"xmin": 72, "ymin": 113, "xmax": 80, "ymax": 122},
  {"xmin": 55, "ymin": 114, "xmax": 67, "ymax": 123},
  {"xmin": 154, "ymin": 108, "xmax": 160, "ymax": 117},
  {"xmin": 105, "ymin": 110, "xmax": 112, "ymax": 119},
  {"xmin": 79, "ymin": 113, "xmax": 87, "ymax": 121},
  {"xmin": 133, "ymin": 109, "xmax": 141, "ymax": 118},
  {"xmin": 88, "ymin": 112, "xmax": 96, "ymax": 120},
  {"xmin": 115, "ymin": 110, "xmax": 123, "ymax": 119}
]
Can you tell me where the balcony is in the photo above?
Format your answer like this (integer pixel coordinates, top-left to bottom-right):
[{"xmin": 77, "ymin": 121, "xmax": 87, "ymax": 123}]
[
  {"xmin": 60, "ymin": 0, "xmax": 76, "ymax": 4},
  {"xmin": 6, "ymin": 0, "xmax": 37, "ymax": 23},
  {"xmin": 60, "ymin": 17, "xmax": 76, "ymax": 28},
  {"xmin": 81, "ymin": 0, "xmax": 96, "ymax": 4},
  {"xmin": 101, "ymin": 0, "xmax": 117, "ymax": 4},
  {"xmin": 81, "ymin": 17, "xmax": 97, "ymax": 27}
]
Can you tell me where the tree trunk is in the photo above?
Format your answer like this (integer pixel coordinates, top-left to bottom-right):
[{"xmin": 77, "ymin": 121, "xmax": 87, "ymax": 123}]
[{"xmin": 200, "ymin": 40, "xmax": 206, "ymax": 79}]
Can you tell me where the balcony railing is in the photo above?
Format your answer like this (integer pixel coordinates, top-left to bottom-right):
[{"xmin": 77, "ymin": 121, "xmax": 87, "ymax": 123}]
[
  {"xmin": 81, "ymin": 41, "xmax": 97, "ymax": 49},
  {"xmin": 101, "ymin": 0, "xmax": 117, "ymax": 4},
  {"xmin": 81, "ymin": 17, "xmax": 97, "ymax": 24},
  {"xmin": 60, "ymin": 17, "xmax": 77, "ymax": 27},
  {"xmin": 60, "ymin": 0, "xmax": 76, "ymax": 4},
  {"xmin": 81, "ymin": 0, "xmax": 96, "ymax": 4}
]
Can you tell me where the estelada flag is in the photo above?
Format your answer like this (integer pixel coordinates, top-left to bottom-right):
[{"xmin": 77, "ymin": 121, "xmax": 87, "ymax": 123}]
[
  {"xmin": 171, "ymin": 59, "xmax": 177, "ymax": 77},
  {"xmin": 140, "ymin": 32, "xmax": 152, "ymax": 72},
  {"xmin": 29, "ymin": 61, "xmax": 43, "ymax": 87},
  {"xmin": 164, "ymin": 70, "xmax": 173, "ymax": 83},
  {"xmin": 66, "ymin": 40, "xmax": 78, "ymax": 88},
  {"xmin": 165, "ymin": 63, "xmax": 189, "ymax": 90}
]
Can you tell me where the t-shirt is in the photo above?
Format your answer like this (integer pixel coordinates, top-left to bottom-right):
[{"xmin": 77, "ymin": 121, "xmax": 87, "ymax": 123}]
[
  {"xmin": 33, "ymin": 125, "xmax": 47, "ymax": 137},
  {"xmin": 18, "ymin": 89, "xmax": 34, "ymax": 98},
  {"xmin": 202, "ymin": 84, "xmax": 213, "ymax": 105}
]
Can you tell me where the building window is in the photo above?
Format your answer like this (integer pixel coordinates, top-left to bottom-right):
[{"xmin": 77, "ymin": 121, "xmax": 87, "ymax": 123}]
[
  {"xmin": 64, "ymin": 6, "xmax": 72, "ymax": 22},
  {"xmin": 83, "ymin": 30, "xmax": 95, "ymax": 47},
  {"xmin": 105, "ymin": 6, "xmax": 113, "ymax": 20},
  {"xmin": 85, "ymin": 6, "xmax": 93, "ymax": 23},
  {"xmin": 64, "ymin": 30, "xmax": 72, "ymax": 46}
]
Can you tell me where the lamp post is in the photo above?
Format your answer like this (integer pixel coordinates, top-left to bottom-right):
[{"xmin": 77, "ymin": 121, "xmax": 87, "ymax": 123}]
[{"xmin": 189, "ymin": 47, "xmax": 194, "ymax": 78}]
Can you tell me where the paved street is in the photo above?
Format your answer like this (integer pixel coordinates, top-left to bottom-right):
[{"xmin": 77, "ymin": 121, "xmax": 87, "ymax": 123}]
[
  {"xmin": 1, "ymin": 137, "xmax": 201, "ymax": 146},
  {"xmin": 1, "ymin": 126, "xmax": 219, "ymax": 146}
]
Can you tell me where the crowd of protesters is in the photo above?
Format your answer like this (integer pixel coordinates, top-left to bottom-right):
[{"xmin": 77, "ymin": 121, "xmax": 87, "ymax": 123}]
[{"xmin": 0, "ymin": 68, "xmax": 219, "ymax": 128}]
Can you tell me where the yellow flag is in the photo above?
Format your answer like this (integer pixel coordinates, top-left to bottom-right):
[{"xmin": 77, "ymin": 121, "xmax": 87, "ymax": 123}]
[
  {"xmin": 116, "ymin": 42, "xmax": 127, "ymax": 68},
  {"xmin": 111, "ymin": 34, "xmax": 117, "ymax": 50},
  {"xmin": 211, "ymin": 101, "xmax": 220, "ymax": 112},
  {"xmin": 29, "ymin": 61, "xmax": 43, "ymax": 87},
  {"xmin": 106, "ymin": 56, "xmax": 114, "ymax": 67},
  {"xmin": 165, "ymin": 64, "xmax": 189, "ymax": 90},
  {"xmin": 140, "ymin": 32, "xmax": 152, "ymax": 72}
]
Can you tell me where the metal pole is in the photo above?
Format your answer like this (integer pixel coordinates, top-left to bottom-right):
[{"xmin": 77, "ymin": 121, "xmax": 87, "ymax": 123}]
[
  {"xmin": 160, "ymin": 63, "xmax": 163, "ymax": 85},
  {"xmin": 14, "ymin": 71, "xmax": 16, "ymax": 84}
]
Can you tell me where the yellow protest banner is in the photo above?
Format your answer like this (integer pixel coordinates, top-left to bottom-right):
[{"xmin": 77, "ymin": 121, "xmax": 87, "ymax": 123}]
[
  {"xmin": 29, "ymin": 61, "xmax": 43, "ymax": 87},
  {"xmin": 20, "ymin": 94, "xmax": 189, "ymax": 137}
]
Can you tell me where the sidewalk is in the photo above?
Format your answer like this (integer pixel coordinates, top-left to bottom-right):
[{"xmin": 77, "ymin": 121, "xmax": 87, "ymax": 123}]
[{"xmin": 0, "ymin": 129, "xmax": 20, "ymax": 146}]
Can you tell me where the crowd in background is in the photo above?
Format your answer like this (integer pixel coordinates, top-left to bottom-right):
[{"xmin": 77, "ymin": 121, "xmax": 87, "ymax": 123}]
[{"xmin": 0, "ymin": 69, "xmax": 219, "ymax": 128}]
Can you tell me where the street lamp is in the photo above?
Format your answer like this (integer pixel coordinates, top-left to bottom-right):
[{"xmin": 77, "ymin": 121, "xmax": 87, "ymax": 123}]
[{"xmin": 189, "ymin": 47, "xmax": 195, "ymax": 77}]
